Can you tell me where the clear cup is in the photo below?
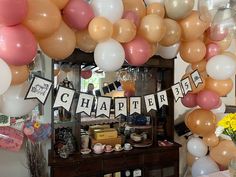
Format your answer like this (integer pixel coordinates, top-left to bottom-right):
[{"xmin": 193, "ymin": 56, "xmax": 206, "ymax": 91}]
[{"xmin": 229, "ymin": 156, "xmax": 236, "ymax": 177}]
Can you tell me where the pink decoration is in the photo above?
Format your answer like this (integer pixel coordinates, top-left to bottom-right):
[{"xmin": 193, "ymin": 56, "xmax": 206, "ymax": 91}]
[
  {"xmin": 0, "ymin": 127, "xmax": 24, "ymax": 152},
  {"xmin": 81, "ymin": 69, "xmax": 92, "ymax": 79},
  {"xmin": 0, "ymin": 25, "xmax": 37, "ymax": 66},
  {"xmin": 181, "ymin": 93, "xmax": 197, "ymax": 108},
  {"xmin": 0, "ymin": 0, "xmax": 28, "ymax": 26},
  {"xmin": 123, "ymin": 36, "xmax": 152, "ymax": 66},
  {"xmin": 205, "ymin": 43, "xmax": 221, "ymax": 61},
  {"xmin": 123, "ymin": 10, "xmax": 140, "ymax": 27},
  {"xmin": 196, "ymin": 90, "xmax": 220, "ymax": 110},
  {"xmin": 208, "ymin": 26, "xmax": 228, "ymax": 41},
  {"xmin": 63, "ymin": 0, "xmax": 94, "ymax": 30}
]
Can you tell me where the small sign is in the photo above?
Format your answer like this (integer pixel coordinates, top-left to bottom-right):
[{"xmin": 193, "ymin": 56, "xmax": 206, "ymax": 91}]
[
  {"xmin": 130, "ymin": 97, "xmax": 141, "ymax": 115},
  {"xmin": 0, "ymin": 114, "xmax": 10, "ymax": 126},
  {"xmin": 191, "ymin": 70, "xmax": 203, "ymax": 88},
  {"xmin": 114, "ymin": 97, "xmax": 127, "ymax": 118},
  {"xmin": 181, "ymin": 77, "xmax": 192, "ymax": 95},
  {"xmin": 144, "ymin": 94, "xmax": 157, "ymax": 112},
  {"xmin": 96, "ymin": 96, "xmax": 112, "ymax": 118},
  {"xmin": 171, "ymin": 83, "xmax": 184, "ymax": 102},
  {"xmin": 157, "ymin": 90, "xmax": 168, "ymax": 108},
  {"xmin": 25, "ymin": 76, "xmax": 52, "ymax": 105},
  {"xmin": 76, "ymin": 93, "xmax": 94, "ymax": 116}
]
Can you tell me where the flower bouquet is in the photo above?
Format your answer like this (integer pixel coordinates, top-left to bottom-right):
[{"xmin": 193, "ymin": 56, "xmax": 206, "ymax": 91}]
[{"xmin": 215, "ymin": 113, "xmax": 236, "ymax": 144}]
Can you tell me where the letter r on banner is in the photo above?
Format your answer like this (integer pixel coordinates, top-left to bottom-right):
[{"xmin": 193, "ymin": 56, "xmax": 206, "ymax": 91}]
[{"xmin": 157, "ymin": 90, "xmax": 168, "ymax": 108}]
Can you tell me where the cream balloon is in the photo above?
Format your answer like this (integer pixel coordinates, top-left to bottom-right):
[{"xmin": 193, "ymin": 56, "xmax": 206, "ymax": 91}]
[
  {"xmin": 0, "ymin": 82, "xmax": 38, "ymax": 117},
  {"xmin": 144, "ymin": 0, "xmax": 164, "ymax": 5},
  {"xmin": 0, "ymin": 59, "xmax": 12, "ymax": 95},
  {"xmin": 164, "ymin": 0, "xmax": 194, "ymax": 20},
  {"xmin": 157, "ymin": 43, "xmax": 180, "ymax": 59},
  {"xmin": 187, "ymin": 137, "xmax": 208, "ymax": 157},
  {"xmin": 91, "ymin": 0, "xmax": 124, "ymax": 23}
]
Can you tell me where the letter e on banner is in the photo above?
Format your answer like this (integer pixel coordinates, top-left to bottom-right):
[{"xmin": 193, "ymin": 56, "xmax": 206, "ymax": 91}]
[{"xmin": 144, "ymin": 94, "xmax": 157, "ymax": 112}]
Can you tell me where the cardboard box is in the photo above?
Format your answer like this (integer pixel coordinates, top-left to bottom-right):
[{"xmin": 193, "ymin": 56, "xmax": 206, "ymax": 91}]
[
  {"xmin": 89, "ymin": 125, "xmax": 110, "ymax": 136},
  {"xmin": 94, "ymin": 128, "xmax": 117, "ymax": 140},
  {"xmin": 91, "ymin": 136, "xmax": 122, "ymax": 147}
]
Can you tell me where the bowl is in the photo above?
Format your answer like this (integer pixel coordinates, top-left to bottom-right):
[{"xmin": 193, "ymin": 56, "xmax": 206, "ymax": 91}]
[{"xmin": 81, "ymin": 148, "xmax": 91, "ymax": 155}]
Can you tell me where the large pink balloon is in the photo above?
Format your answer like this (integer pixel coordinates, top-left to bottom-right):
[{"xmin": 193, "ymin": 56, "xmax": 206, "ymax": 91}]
[
  {"xmin": 0, "ymin": 25, "xmax": 37, "ymax": 66},
  {"xmin": 196, "ymin": 90, "xmax": 220, "ymax": 110},
  {"xmin": 63, "ymin": 0, "xmax": 94, "ymax": 30},
  {"xmin": 0, "ymin": 0, "xmax": 28, "ymax": 26},
  {"xmin": 123, "ymin": 36, "xmax": 152, "ymax": 66},
  {"xmin": 181, "ymin": 93, "xmax": 197, "ymax": 108}
]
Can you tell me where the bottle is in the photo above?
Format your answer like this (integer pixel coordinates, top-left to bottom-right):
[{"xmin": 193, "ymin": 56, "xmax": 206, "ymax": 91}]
[{"xmin": 133, "ymin": 169, "xmax": 142, "ymax": 177}]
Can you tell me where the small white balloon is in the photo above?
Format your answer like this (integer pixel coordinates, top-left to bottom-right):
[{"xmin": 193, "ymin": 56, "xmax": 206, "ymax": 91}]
[
  {"xmin": 91, "ymin": 0, "xmax": 124, "ymax": 23},
  {"xmin": 94, "ymin": 39, "xmax": 125, "ymax": 72},
  {"xmin": 191, "ymin": 156, "xmax": 220, "ymax": 177},
  {"xmin": 206, "ymin": 54, "xmax": 236, "ymax": 80},
  {"xmin": 187, "ymin": 137, "xmax": 208, "ymax": 157},
  {"xmin": 0, "ymin": 82, "xmax": 38, "ymax": 117},
  {"xmin": 0, "ymin": 59, "xmax": 12, "ymax": 95},
  {"xmin": 144, "ymin": 0, "xmax": 164, "ymax": 5},
  {"xmin": 157, "ymin": 43, "xmax": 180, "ymax": 59}
]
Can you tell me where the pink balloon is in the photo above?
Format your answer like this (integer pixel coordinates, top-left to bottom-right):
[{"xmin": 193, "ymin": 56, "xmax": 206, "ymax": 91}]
[
  {"xmin": 0, "ymin": 0, "xmax": 28, "ymax": 26},
  {"xmin": 0, "ymin": 25, "xmax": 37, "ymax": 66},
  {"xmin": 196, "ymin": 90, "xmax": 220, "ymax": 110},
  {"xmin": 123, "ymin": 36, "xmax": 152, "ymax": 66},
  {"xmin": 63, "ymin": 0, "xmax": 94, "ymax": 30},
  {"xmin": 208, "ymin": 26, "xmax": 228, "ymax": 41},
  {"xmin": 123, "ymin": 11, "xmax": 140, "ymax": 27},
  {"xmin": 181, "ymin": 93, "xmax": 197, "ymax": 108},
  {"xmin": 205, "ymin": 43, "xmax": 221, "ymax": 61}
]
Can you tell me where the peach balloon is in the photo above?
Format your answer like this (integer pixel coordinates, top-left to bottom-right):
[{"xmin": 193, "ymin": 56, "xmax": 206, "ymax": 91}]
[
  {"xmin": 39, "ymin": 21, "xmax": 76, "ymax": 60},
  {"xmin": 210, "ymin": 140, "xmax": 236, "ymax": 167},
  {"xmin": 10, "ymin": 65, "xmax": 29, "ymax": 85},
  {"xmin": 179, "ymin": 11, "xmax": 210, "ymax": 42},
  {"xmin": 112, "ymin": 19, "xmax": 136, "ymax": 43},
  {"xmin": 23, "ymin": 0, "xmax": 61, "ymax": 38},
  {"xmin": 146, "ymin": 3, "xmax": 165, "ymax": 18},
  {"xmin": 187, "ymin": 152, "xmax": 199, "ymax": 167},
  {"xmin": 191, "ymin": 59, "xmax": 207, "ymax": 72},
  {"xmin": 159, "ymin": 18, "xmax": 181, "ymax": 46},
  {"xmin": 180, "ymin": 40, "xmax": 206, "ymax": 64},
  {"xmin": 186, "ymin": 108, "xmax": 216, "ymax": 136},
  {"xmin": 76, "ymin": 29, "xmax": 97, "ymax": 53},
  {"xmin": 205, "ymin": 77, "xmax": 233, "ymax": 97},
  {"xmin": 203, "ymin": 133, "xmax": 219, "ymax": 147},
  {"xmin": 138, "ymin": 14, "xmax": 166, "ymax": 43},
  {"xmin": 216, "ymin": 33, "xmax": 233, "ymax": 52},
  {"xmin": 50, "ymin": 0, "xmax": 69, "ymax": 9},
  {"xmin": 123, "ymin": 0, "xmax": 146, "ymax": 19},
  {"xmin": 149, "ymin": 42, "xmax": 159, "ymax": 56},
  {"xmin": 182, "ymin": 72, "xmax": 206, "ymax": 94},
  {"xmin": 88, "ymin": 16, "xmax": 113, "ymax": 43}
]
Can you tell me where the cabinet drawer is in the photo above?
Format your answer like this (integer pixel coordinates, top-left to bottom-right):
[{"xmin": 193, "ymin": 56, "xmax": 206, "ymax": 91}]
[
  {"xmin": 144, "ymin": 153, "xmax": 160, "ymax": 165},
  {"xmin": 77, "ymin": 159, "xmax": 102, "ymax": 175},
  {"xmin": 126, "ymin": 154, "xmax": 143, "ymax": 168},
  {"xmin": 103, "ymin": 156, "xmax": 126, "ymax": 173}
]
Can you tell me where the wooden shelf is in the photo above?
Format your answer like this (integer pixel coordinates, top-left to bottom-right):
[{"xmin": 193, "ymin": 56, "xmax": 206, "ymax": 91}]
[{"xmin": 127, "ymin": 125, "xmax": 152, "ymax": 129}]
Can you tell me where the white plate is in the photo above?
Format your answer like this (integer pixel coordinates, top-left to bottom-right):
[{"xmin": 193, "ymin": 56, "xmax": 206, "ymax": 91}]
[
  {"xmin": 114, "ymin": 147, "xmax": 123, "ymax": 152},
  {"xmin": 124, "ymin": 146, "xmax": 133, "ymax": 151},
  {"xmin": 81, "ymin": 148, "xmax": 91, "ymax": 155}
]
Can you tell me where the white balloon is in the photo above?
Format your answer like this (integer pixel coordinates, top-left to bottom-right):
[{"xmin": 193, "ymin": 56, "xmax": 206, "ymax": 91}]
[
  {"xmin": 206, "ymin": 54, "xmax": 236, "ymax": 80},
  {"xmin": 187, "ymin": 137, "xmax": 208, "ymax": 157},
  {"xmin": 0, "ymin": 59, "xmax": 12, "ymax": 95},
  {"xmin": 144, "ymin": 0, "xmax": 164, "ymax": 5},
  {"xmin": 91, "ymin": 0, "xmax": 124, "ymax": 23},
  {"xmin": 157, "ymin": 43, "xmax": 180, "ymax": 59},
  {"xmin": 211, "ymin": 102, "xmax": 226, "ymax": 114},
  {"xmin": 191, "ymin": 156, "xmax": 220, "ymax": 177},
  {"xmin": 0, "ymin": 82, "xmax": 38, "ymax": 117},
  {"xmin": 94, "ymin": 39, "xmax": 125, "ymax": 72}
]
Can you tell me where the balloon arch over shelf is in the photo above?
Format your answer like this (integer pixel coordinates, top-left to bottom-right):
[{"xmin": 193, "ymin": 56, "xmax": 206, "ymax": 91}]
[{"xmin": 0, "ymin": 0, "xmax": 236, "ymax": 176}]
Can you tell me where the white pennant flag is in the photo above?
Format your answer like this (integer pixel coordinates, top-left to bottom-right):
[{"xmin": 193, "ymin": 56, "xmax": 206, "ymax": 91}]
[
  {"xmin": 191, "ymin": 70, "xmax": 203, "ymax": 88},
  {"xmin": 76, "ymin": 93, "xmax": 94, "ymax": 116},
  {"xmin": 25, "ymin": 76, "xmax": 52, "ymax": 105},
  {"xmin": 157, "ymin": 90, "xmax": 168, "ymax": 108},
  {"xmin": 53, "ymin": 86, "xmax": 75, "ymax": 111},
  {"xmin": 130, "ymin": 97, "xmax": 141, "ymax": 115},
  {"xmin": 114, "ymin": 98, "xmax": 127, "ymax": 118},
  {"xmin": 96, "ymin": 97, "xmax": 111, "ymax": 118},
  {"xmin": 171, "ymin": 83, "xmax": 184, "ymax": 102},
  {"xmin": 144, "ymin": 94, "xmax": 157, "ymax": 112},
  {"xmin": 181, "ymin": 77, "xmax": 192, "ymax": 95}
]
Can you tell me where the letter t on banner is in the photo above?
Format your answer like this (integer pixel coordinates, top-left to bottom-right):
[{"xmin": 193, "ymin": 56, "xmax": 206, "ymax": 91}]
[
  {"xmin": 76, "ymin": 93, "xmax": 94, "ymax": 116},
  {"xmin": 114, "ymin": 98, "xmax": 127, "ymax": 118},
  {"xmin": 96, "ymin": 97, "xmax": 111, "ymax": 118},
  {"xmin": 53, "ymin": 86, "xmax": 75, "ymax": 111},
  {"xmin": 130, "ymin": 97, "xmax": 141, "ymax": 115},
  {"xmin": 157, "ymin": 90, "xmax": 168, "ymax": 108},
  {"xmin": 144, "ymin": 94, "xmax": 157, "ymax": 112}
]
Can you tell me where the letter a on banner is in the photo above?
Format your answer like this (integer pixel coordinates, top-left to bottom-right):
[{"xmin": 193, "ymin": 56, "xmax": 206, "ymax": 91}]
[
  {"xmin": 144, "ymin": 94, "xmax": 157, "ymax": 112},
  {"xmin": 157, "ymin": 90, "xmax": 168, "ymax": 108},
  {"xmin": 96, "ymin": 96, "xmax": 111, "ymax": 118},
  {"xmin": 114, "ymin": 98, "xmax": 127, "ymax": 118},
  {"xmin": 76, "ymin": 93, "xmax": 94, "ymax": 116},
  {"xmin": 171, "ymin": 83, "xmax": 184, "ymax": 102},
  {"xmin": 180, "ymin": 77, "xmax": 192, "ymax": 95},
  {"xmin": 130, "ymin": 97, "xmax": 141, "ymax": 115},
  {"xmin": 53, "ymin": 86, "xmax": 75, "ymax": 111},
  {"xmin": 190, "ymin": 70, "xmax": 203, "ymax": 88}
]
